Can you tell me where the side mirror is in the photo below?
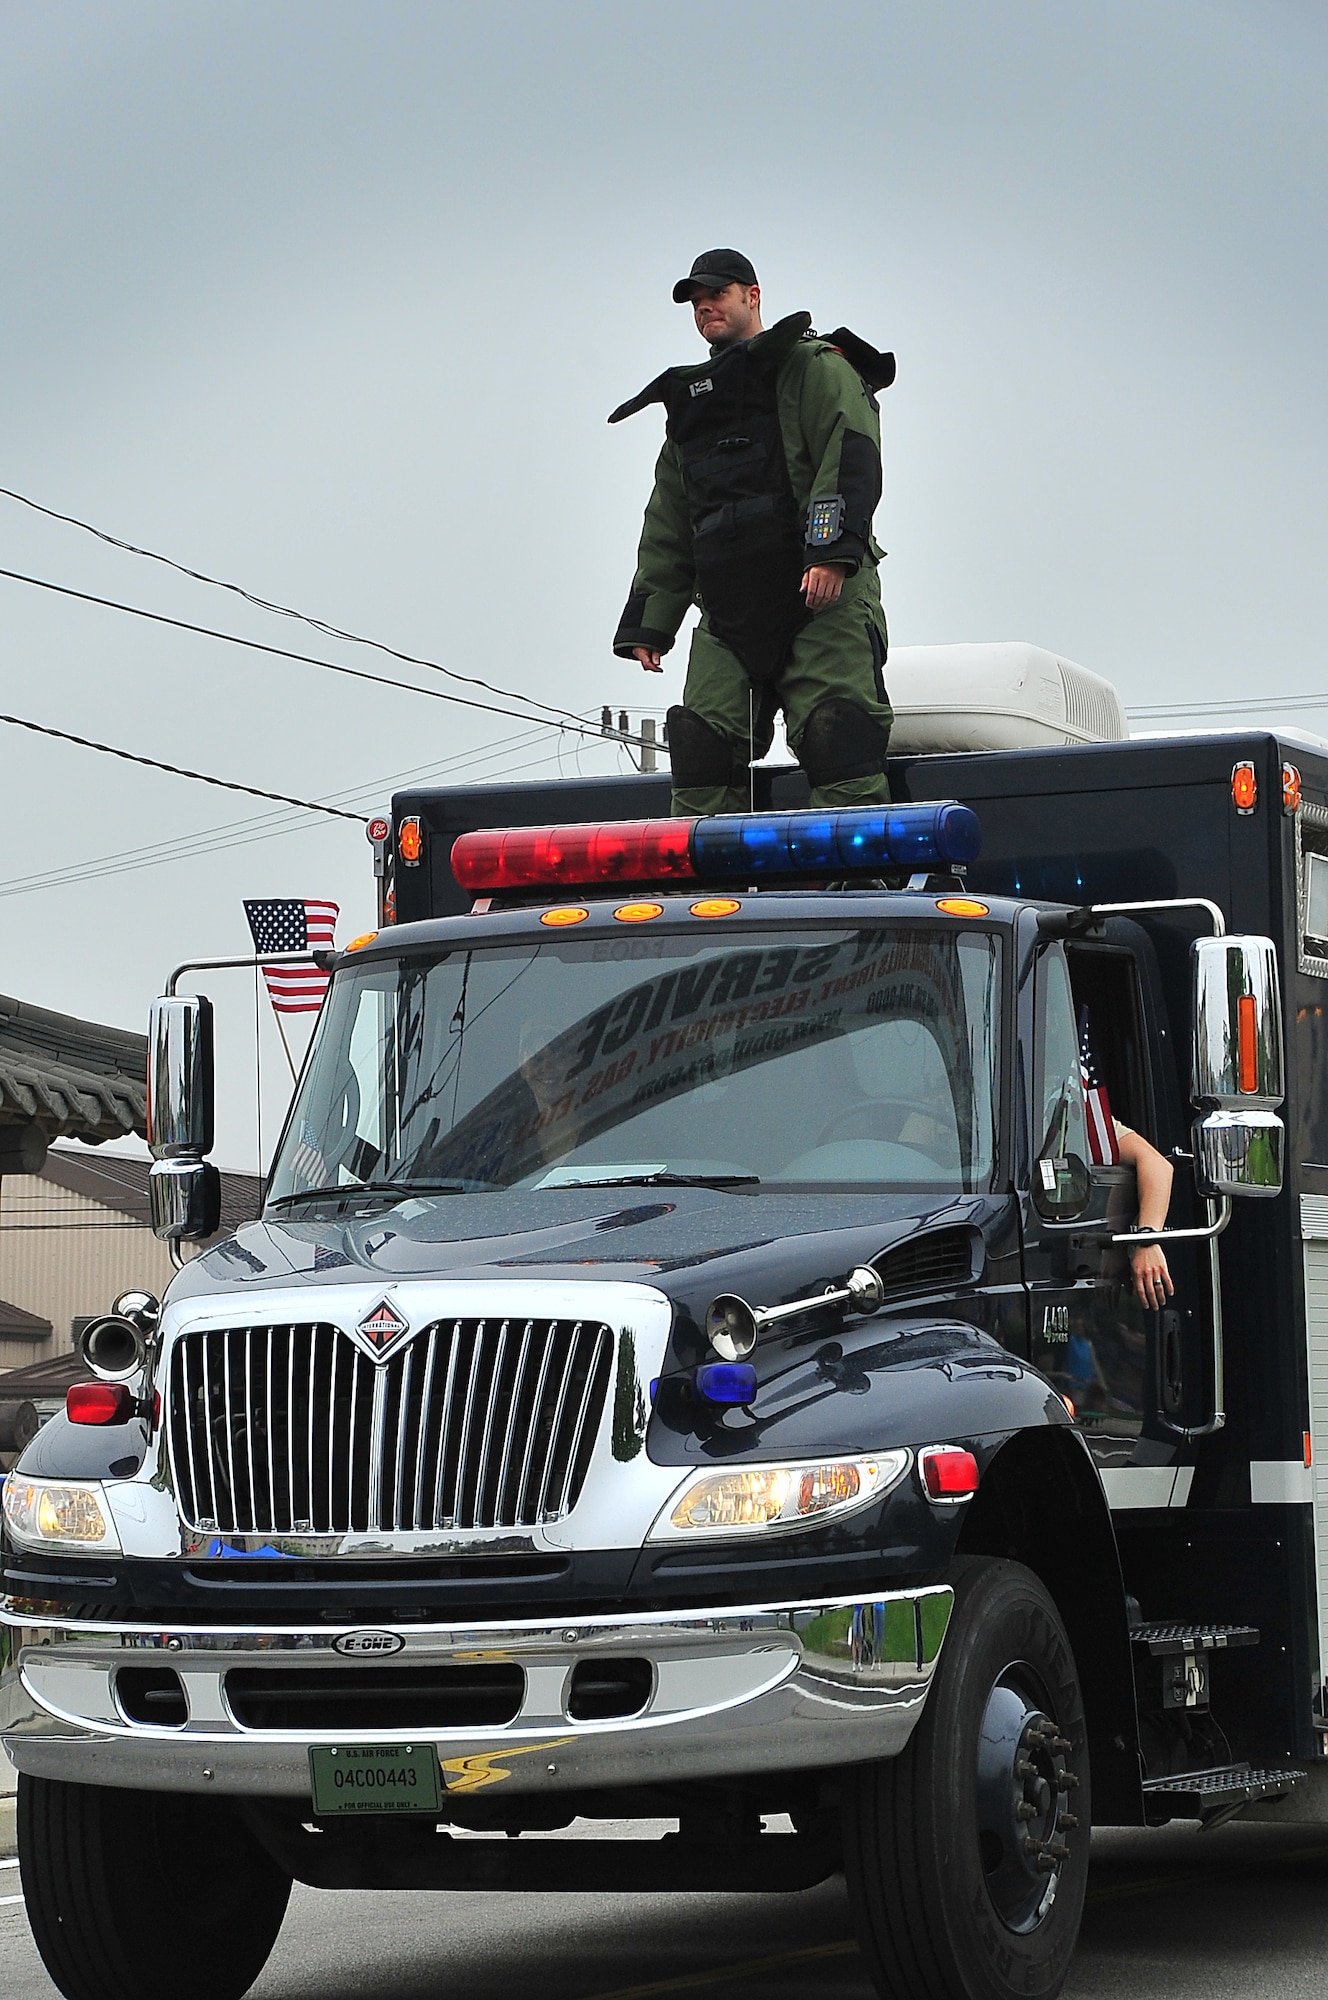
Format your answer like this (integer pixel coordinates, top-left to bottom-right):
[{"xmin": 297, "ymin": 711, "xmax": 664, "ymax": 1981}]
[
  {"xmin": 147, "ymin": 996, "xmax": 214, "ymax": 1161},
  {"xmin": 1191, "ymin": 936, "xmax": 1284, "ymax": 1199},
  {"xmin": 148, "ymin": 1158, "xmax": 222, "ymax": 1242},
  {"xmin": 1032, "ymin": 1152, "xmax": 1091, "ymax": 1222},
  {"xmin": 1193, "ymin": 1109, "xmax": 1284, "ymax": 1200},
  {"xmin": 1192, "ymin": 937, "xmax": 1284, "ymax": 1106}
]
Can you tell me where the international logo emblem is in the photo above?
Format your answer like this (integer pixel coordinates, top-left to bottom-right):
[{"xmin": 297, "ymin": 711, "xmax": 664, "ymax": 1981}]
[{"xmin": 354, "ymin": 1297, "xmax": 411, "ymax": 1358}]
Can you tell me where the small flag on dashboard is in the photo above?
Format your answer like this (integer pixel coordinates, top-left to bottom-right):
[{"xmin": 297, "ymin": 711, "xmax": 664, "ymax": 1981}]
[{"xmin": 243, "ymin": 899, "xmax": 339, "ymax": 1013}]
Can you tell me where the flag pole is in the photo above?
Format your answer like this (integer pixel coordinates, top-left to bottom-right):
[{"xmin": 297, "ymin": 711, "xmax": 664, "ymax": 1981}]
[{"xmin": 273, "ymin": 1012, "xmax": 299, "ymax": 1083}]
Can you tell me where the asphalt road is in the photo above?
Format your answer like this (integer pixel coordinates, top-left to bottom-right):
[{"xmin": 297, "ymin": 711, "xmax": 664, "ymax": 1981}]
[{"xmin": 4, "ymin": 1821, "xmax": 1328, "ymax": 1999}]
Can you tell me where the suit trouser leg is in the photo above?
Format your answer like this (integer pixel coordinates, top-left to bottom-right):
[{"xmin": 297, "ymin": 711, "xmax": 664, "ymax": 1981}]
[
  {"xmin": 670, "ymin": 570, "xmax": 892, "ymax": 815},
  {"xmin": 670, "ymin": 617, "xmax": 775, "ymax": 817},
  {"xmin": 780, "ymin": 571, "xmax": 892, "ymax": 808}
]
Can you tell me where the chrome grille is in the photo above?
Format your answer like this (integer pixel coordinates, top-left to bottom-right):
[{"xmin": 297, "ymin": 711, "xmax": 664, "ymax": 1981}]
[{"xmin": 166, "ymin": 1318, "xmax": 614, "ymax": 1537}]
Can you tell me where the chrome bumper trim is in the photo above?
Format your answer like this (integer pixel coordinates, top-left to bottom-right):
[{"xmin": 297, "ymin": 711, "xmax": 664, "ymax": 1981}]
[{"xmin": 1, "ymin": 1585, "xmax": 952, "ymax": 1799}]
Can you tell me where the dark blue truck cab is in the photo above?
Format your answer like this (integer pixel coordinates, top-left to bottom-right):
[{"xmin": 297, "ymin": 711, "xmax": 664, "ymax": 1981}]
[{"xmin": 5, "ymin": 729, "xmax": 1326, "ymax": 2000}]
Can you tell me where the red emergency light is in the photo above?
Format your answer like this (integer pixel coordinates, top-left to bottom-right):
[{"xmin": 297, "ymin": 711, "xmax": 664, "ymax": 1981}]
[{"xmin": 454, "ymin": 820, "xmax": 694, "ymax": 892}]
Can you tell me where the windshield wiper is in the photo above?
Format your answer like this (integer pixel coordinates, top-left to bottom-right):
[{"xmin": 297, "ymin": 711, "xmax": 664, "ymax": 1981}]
[
  {"xmin": 546, "ymin": 1171, "xmax": 761, "ymax": 1190},
  {"xmin": 267, "ymin": 1179, "xmax": 494, "ymax": 1211}
]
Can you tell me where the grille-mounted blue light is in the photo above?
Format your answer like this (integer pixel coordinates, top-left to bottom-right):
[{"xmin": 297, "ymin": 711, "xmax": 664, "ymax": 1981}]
[
  {"xmin": 694, "ymin": 1362, "xmax": 758, "ymax": 1406},
  {"xmin": 690, "ymin": 802, "xmax": 980, "ymax": 878}
]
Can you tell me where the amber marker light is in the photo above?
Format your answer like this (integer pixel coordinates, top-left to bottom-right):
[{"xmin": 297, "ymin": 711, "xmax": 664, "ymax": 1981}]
[
  {"xmin": 690, "ymin": 897, "xmax": 741, "ymax": 918},
  {"xmin": 1283, "ymin": 763, "xmax": 1302, "ymax": 815},
  {"xmin": 398, "ymin": 815, "xmax": 424, "ymax": 864},
  {"xmin": 1231, "ymin": 761, "xmax": 1258, "ymax": 815},
  {"xmin": 613, "ymin": 901, "xmax": 664, "ymax": 923},
  {"xmin": 345, "ymin": 931, "xmax": 378, "ymax": 953},
  {"xmin": 935, "ymin": 897, "xmax": 989, "ymax": 918},
  {"xmin": 540, "ymin": 906, "xmax": 589, "ymax": 927},
  {"xmin": 1237, "ymin": 992, "xmax": 1259, "ymax": 1092}
]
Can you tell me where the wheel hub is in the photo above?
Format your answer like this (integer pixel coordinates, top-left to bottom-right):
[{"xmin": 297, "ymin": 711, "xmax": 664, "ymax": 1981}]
[{"xmin": 975, "ymin": 1674, "xmax": 1080, "ymax": 1933}]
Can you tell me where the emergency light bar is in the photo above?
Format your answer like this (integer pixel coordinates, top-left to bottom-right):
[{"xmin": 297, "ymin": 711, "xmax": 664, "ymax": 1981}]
[{"xmin": 451, "ymin": 802, "xmax": 981, "ymax": 894}]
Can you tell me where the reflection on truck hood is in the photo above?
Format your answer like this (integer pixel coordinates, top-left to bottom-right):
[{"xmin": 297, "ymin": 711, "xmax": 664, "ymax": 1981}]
[{"xmin": 168, "ymin": 1186, "xmax": 1002, "ymax": 1321}]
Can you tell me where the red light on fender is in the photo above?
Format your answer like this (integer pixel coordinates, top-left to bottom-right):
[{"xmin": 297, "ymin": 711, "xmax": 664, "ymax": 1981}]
[
  {"xmin": 67, "ymin": 1381, "xmax": 134, "ymax": 1426},
  {"xmin": 919, "ymin": 1445, "xmax": 980, "ymax": 1501},
  {"xmin": 451, "ymin": 820, "xmax": 694, "ymax": 892}
]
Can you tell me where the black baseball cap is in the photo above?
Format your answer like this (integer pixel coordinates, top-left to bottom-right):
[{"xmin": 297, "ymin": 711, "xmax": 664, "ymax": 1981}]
[{"xmin": 672, "ymin": 249, "xmax": 758, "ymax": 303}]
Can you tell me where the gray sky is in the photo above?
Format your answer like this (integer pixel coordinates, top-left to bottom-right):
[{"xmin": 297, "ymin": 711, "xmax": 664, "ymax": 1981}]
[{"xmin": 1, "ymin": 0, "xmax": 1325, "ymax": 1169}]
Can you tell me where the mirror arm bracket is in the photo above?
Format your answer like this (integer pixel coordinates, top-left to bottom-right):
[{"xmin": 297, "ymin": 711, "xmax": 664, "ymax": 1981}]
[
  {"xmin": 166, "ymin": 951, "xmax": 318, "ymax": 996},
  {"xmin": 1080, "ymin": 896, "xmax": 1227, "ymax": 938},
  {"xmin": 1110, "ymin": 1200, "xmax": 1232, "ymax": 1248}
]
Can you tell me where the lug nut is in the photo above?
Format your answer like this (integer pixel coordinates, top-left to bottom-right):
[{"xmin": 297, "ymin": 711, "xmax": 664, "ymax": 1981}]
[
  {"xmin": 1056, "ymin": 1770, "xmax": 1080, "ymax": 1791},
  {"xmin": 1059, "ymin": 1813, "xmax": 1079, "ymax": 1830},
  {"xmin": 1015, "ymin": 1801, "xmax": 1037, "ymax": 1821},
  {"xmin": 1016, "ymin": 1757, "xmax": 1038, "ymax": 1777}
]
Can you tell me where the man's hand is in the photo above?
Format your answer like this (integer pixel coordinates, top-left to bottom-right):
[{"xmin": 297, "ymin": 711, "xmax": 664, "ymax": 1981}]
[
  {"xmin": 633, "ymin": 646, "xmax": 664, "ymax": 673},
  {"xmin": 1128, "ymin": 1241, "xmax": 1174, "ymax": 1311},
  {"xmin": 803, "ymin": 564, "xmax": 846, "ymax": 612}
]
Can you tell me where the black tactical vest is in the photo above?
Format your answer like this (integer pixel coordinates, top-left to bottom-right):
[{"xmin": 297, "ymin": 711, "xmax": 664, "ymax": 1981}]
[{"xmin": 610, "ymin": 312, "xmax": 814, "ymax": 682}]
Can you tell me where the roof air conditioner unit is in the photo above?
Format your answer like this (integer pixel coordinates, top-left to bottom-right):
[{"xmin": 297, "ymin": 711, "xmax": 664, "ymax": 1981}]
[{"xmin": 884, "ymin": 643, "xmax": 1127, "ymax": 754}]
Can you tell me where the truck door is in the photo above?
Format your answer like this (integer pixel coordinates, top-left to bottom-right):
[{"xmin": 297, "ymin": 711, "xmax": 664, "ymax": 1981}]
[{"xmin": 1023, "ymin": 937, "xmax": 1206, "ymax": 1477}]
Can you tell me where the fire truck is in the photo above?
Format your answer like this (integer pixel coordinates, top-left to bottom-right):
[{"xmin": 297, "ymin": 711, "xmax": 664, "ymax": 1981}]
[{"xmin": 5, "ymin": 647, "xmax": 1328, "ymax": 2000}]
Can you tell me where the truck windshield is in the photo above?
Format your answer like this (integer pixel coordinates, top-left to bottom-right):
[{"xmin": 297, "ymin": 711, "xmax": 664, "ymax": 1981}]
[{"xmin": 267, "ymin": 924, "xmax": 1001, "ymax": 1205}]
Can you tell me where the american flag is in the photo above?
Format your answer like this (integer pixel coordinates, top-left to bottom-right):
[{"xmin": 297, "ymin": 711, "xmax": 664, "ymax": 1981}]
[
  {"xmin": 1078, "ymin": 1004, "xmax": 1119, "ymax": 1166},
  {"xmin": 243, "ymin": 898, "xmax": 339, "ymax": 1013}
]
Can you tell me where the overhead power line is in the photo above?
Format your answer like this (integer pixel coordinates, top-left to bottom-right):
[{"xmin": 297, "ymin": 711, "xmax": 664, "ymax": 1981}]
[
  {"xmin": 0, "ymin": 709, "xmax": 367, "ymax": 821},
  {"xmin": 0, "ymin": 721, "xmax": 600, "ymax": 902},
  {"xmin": 0, "ymin": 484, "xmax": 601, "ymax": 736},
  {"xmin": 0, "ymin": 564, "xmax": 643, "ymax": 746},
  {"xmin": 1131, "ymin": 690, "xmax": 1328, "ymax": 720}
]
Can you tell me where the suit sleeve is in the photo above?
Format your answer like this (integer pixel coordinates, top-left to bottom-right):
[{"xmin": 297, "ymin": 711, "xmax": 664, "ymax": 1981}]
[
  {"xmin": 612, "ymin": 440, "xmax": 695, "ymax": 658},
  {"xmin": 798, "ymin": 348, "xmax": 883, "ymax": 575}
]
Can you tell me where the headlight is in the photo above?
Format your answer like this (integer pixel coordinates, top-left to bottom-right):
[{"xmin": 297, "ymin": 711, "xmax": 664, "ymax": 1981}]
[
  {"xmin": 3, "ymin": 1477, "xmax": 122, "ymax": 1553},
  {"xmin": 649, "ymin": 1452, "xmax": 909, "ymax": 1540}
]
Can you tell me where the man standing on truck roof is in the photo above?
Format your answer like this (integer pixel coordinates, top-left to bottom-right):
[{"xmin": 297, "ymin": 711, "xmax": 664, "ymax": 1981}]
[{"xmin": 610, "ymin": 249, "xmax": 895, "ymax": 817}]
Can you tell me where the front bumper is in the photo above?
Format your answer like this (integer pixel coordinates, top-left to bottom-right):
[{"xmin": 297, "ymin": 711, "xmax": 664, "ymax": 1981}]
[{"xmin": 1, "ymin": 1584, "xmax": 952, "ymax": 1801}]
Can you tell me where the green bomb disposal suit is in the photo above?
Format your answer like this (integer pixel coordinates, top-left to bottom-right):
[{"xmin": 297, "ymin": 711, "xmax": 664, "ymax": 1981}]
[{"xmin": 611, "ymin": 311, "xmax": 895, "ymax": 816}]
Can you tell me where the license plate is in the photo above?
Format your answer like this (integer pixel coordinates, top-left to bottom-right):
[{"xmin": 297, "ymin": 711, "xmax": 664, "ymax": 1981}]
[{"xmin": 308, "ymin": 1742, "xmax": 444, "ymax": 1816}]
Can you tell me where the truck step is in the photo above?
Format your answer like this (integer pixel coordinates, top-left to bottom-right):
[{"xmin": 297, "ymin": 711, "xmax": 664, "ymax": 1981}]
[
  {"xmin": 1130, "ymin": 1621, "xmax": 1259, "ymax": 1656},
  {"xmin": 1142, "ymin": 1762, "xmax": 1306, "ymax": 1823}
]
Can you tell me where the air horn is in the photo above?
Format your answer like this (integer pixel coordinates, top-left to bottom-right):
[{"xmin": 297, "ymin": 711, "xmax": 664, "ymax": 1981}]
[{"xmin": 706, "ymin": 1265, "xmax": 886, "ymax": 1362}]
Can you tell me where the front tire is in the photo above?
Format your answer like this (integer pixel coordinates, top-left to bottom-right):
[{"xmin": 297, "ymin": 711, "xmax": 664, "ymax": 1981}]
[
  {"xmin": 19, "ymin": 1775, "xmax": 291, "ymax": 2000},
  {"xmin": 842, "ymin": 1557, "xmax": 1091, "ymax": 2000}
]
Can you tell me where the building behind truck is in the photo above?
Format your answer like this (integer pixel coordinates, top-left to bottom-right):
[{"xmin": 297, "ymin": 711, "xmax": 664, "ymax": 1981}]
[{"xmin": 5, "ymin": 643, "xmax": 1328, "ymax": 2000}]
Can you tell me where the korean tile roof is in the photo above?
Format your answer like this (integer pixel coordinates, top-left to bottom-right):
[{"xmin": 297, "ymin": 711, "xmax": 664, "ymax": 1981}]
[{"xmin": 0, "ymin": 993, "xmax": 147, "ymax": 1145}]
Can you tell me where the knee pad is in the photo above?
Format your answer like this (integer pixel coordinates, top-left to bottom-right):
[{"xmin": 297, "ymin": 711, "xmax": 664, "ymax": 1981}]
[
  {"xmin": 796, "ymin": 698, "xmax": 890, "ymax": 788},
  {"xmin": 666, "ymin": 706, "xmax": 743, "ymax": 791}
]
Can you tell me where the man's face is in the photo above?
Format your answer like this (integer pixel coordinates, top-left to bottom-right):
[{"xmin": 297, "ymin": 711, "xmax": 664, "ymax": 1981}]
[{"xmin": 690, "ymin": 281, "xmax": 762, "ymax": 347}]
